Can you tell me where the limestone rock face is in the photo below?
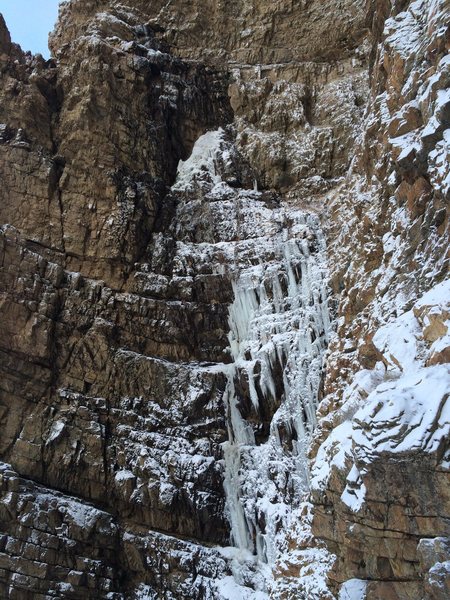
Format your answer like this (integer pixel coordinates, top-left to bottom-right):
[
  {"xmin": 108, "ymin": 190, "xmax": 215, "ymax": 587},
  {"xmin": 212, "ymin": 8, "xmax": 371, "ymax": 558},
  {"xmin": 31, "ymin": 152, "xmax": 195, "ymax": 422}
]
[
  {"xmin": 309, "ymin": 1, "xmax": 450, "ymax": 598},
  {"xmin": 50, "ymin": 0, "xmax": 367, "ymax": 66},
  {"xmin": 0, "ymin": 0, "xmax": 448, "ymax": 599}
]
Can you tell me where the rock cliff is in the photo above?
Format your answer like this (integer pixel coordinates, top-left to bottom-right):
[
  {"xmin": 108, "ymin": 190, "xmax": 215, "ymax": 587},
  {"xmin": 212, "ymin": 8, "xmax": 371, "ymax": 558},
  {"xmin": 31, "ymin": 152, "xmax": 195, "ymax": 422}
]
[{"xmin": 0, "ymin": 0, "xmax": 448, "ymax": 599}]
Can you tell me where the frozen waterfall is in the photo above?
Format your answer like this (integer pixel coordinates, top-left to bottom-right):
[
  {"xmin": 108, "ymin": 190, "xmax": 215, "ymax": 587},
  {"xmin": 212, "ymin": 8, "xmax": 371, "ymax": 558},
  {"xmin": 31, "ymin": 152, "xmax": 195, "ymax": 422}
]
[{"xmin": 221, "ymin": 210, "xmax": 331, "ymax": 569}]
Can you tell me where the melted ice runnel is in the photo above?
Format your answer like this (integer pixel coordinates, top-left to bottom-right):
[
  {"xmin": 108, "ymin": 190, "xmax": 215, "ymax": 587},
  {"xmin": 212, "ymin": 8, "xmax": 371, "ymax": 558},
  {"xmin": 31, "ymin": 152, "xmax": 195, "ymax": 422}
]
[{"xmin": 222, "ymin": 209, "xmax": 330, "ymax": 576}]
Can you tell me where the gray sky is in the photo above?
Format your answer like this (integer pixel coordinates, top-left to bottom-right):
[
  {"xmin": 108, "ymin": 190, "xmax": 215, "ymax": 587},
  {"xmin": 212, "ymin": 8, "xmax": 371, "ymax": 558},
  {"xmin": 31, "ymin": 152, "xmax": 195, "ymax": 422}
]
[{"xmin": 0, "ymin": 0, "xmax": 62, "ymax": 58}]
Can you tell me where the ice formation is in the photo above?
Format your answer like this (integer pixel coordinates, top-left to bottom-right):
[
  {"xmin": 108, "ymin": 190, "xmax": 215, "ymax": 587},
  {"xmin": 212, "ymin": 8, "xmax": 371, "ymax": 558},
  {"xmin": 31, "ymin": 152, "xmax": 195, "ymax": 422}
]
[
  {"xmin": 166, "ymin": 127, "xmax": 333, "ymax": 594},
  {"xmin": 221, "ymin": 202, "xmax": 331, "ymax": 585}
]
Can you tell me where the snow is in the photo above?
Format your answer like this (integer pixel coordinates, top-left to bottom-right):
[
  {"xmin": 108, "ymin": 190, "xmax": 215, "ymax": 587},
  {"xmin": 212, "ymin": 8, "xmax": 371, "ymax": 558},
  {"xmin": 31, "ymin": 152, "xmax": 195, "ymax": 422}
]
[
  {"xmin": 353, "ymin": 364, "xmax": 450, "ymax": 459},
  {"xmin": 428, "ymin": 560, "xmax": 450, "ymax": 590},
  {"xmin": 114, "ymin": 469, "xmax": 135, "ymax": 482},
  {"xmin": 360, "ymin": 285, "xmax": 450, "ymax": 459},
  {"xmin": 340, "ymin": 465, "xmax": 367, "ymax": 512},
  {"xmin": 216, "ymin": 576, "xmax": 268, "ymax": 600},
  {"xmin": 311, "ymin": 364, "xmax": 385, "ymax": 493},
  {"xmin": 339, "ymin": 579, "xmax": 367, "ymax": 600},
  {"xmin": 389, "ymin": 131, "xmax": 420, "ymax": 162},
  {"xmin": 428, "ymin": 131, "xmax": 450, "ymax": 195},
  {"xmin": 384, "ymin": 0, "xmax": 438, "ymax": 61},
  {"xmin": 312, "ymin": 279, "xmax": 450, "ymax": 515},
  {"xmin": 46, "ymin": 420, "xmax": 66, "ymax": 444},
  {"xmin": 268, "ymin": 502, "xmax": 337, "ymax": 600},
  {"xmin": 372, "ymin": 310, "xmax": 421, "ymax": 371},
  {"xmin": 56, "ymin": 583, "xmax": 75, "ymax": 594},
  {"xmin": 415, "ymin": 278, "xmax": 450, "ymax": 310},
  {"xmin": 132, "ymin": 584, "xmax": 157, "ymax": 599},
  {"xmin": 431, "ymin": 332, "xmax": 450, "ymax": 356},
  {"xmin": 311, "ymin": 421, "xmax": 354, "ymax": 492}
]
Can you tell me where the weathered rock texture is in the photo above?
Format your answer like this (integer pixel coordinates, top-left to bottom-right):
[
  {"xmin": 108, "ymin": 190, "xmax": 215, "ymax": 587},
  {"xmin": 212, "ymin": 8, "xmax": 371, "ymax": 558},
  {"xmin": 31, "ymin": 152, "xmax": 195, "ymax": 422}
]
[
  {"xmin": 308, "ymin": 1, "xmax": 450, "ymax": 598},
  {"xmin": 0, "ymin": 0, "xmax": 448, "ymax": 598}
]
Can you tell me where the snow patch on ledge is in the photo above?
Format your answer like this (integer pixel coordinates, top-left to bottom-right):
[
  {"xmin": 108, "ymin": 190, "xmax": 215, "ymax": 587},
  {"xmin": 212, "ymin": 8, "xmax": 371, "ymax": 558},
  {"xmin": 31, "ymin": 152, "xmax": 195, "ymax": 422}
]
[
  {"xmin": 216, "ymin": 576, "xmax": 268, "ymax": 600},
  {"xmin": 340, "ymin": 465, "xmax": 367, "ymax": 513},
  {"xmin": 372, "ymin": 310, "xmax": 421, "ymax": 371},
  {"xmin": 339, "ymin": 578, "xmax": 367, "ymax": 600},
  {"xmin": 311, "ymin": 280, "xmax": 450, "ymax": 510},
  {"xmin": 354, "ymin": 364, "xmax": 450, "ymax": 459},
  {"xmin": 415, "ymin": 278, "xmax": 450, "ymax": 310}
]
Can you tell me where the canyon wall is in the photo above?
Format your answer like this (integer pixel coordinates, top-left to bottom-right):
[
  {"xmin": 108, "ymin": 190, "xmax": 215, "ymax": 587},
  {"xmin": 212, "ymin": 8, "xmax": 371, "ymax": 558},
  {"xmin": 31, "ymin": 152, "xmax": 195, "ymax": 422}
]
[{"xmin": 0, "ymin": 0, "xmax": 448, "ymax": 598}]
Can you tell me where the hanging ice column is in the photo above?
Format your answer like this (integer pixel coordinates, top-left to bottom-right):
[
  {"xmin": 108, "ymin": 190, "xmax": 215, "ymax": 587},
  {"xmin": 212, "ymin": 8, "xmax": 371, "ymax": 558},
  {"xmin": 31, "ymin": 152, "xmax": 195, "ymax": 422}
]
[{"xmin": 222, "ymin": 209, "xmax": 331, "ymax": 567}]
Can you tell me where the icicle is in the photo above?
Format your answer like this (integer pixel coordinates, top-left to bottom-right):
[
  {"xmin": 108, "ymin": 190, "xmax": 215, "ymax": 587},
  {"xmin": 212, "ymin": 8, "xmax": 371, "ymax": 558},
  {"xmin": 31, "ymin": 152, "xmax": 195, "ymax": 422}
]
[
  {"xmin": 224, "ymin": 374, "xmax": 255, "ymax": 446},
  {"xmin": 221, "ymin": 204, "xmax": 331, "ymax": 585},
  {"xmin": 228, "ymin": 283, "xmax": 260, "ymax": 360},
  {"xmin": 223, "ymin": 442, "xmax": 253, "ymax": 551},
  {"xmin": 222, "ymin": 373, "xmax": 255, "ymax": 551},
  {"xmin": 247, "ymin": 363, "xmax": 260, "ymax": 410}
]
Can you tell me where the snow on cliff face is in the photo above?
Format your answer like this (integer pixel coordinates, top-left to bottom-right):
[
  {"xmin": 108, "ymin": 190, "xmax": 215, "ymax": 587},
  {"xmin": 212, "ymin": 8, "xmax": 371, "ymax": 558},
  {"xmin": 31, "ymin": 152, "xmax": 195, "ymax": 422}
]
[
  {"xmin": 0, "ymin": 0, "xmax": 448, "ymax": 597},
  {"xmin": 312, "ymin": 279, "xmax": 450, "ymax": 503},
  {"xmin": 308, "ymin": 0, "xmax": 449, "ymax": 595},
  {"xmin": 173, "ymin": 129, "xmax": 227, "ymax": 191}
]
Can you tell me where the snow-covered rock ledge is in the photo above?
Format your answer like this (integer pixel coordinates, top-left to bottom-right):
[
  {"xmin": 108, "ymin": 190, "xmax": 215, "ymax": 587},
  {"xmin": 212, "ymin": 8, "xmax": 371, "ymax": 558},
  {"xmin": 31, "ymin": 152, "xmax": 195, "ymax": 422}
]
[
  {"xmin": 312, "ymin": 279, "xmax": 450, "ymax": 497},
  {"xmin": 310, "ymin": 279, "xmax": 450, "ymax": 596}
]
